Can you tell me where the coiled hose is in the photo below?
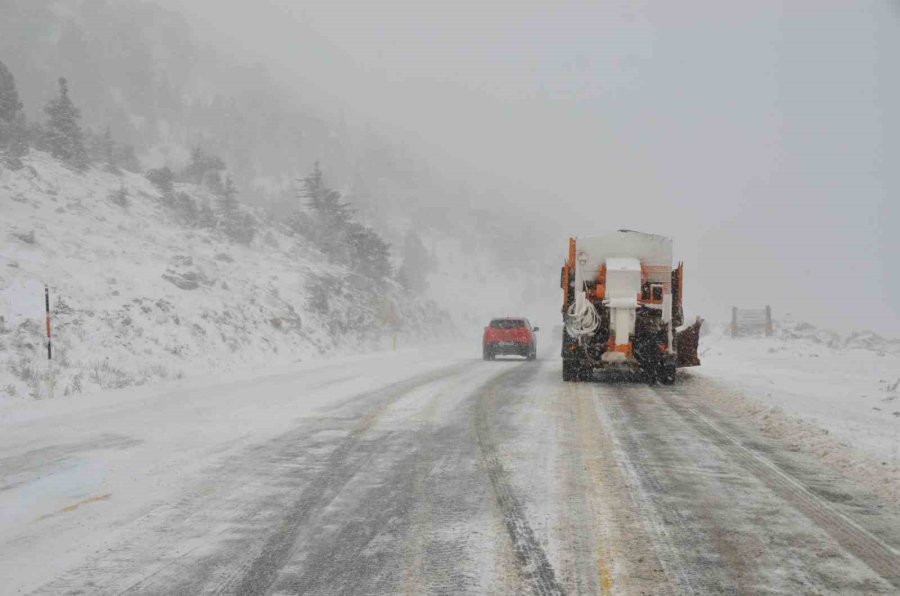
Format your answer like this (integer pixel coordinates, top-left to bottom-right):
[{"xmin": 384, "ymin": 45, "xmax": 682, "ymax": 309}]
[{"xmin": 565, "ymin": 291, "xmax": 600, "ymax": 338}]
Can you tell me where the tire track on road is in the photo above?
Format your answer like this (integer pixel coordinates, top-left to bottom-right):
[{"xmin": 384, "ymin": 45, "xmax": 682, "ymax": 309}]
[
  {"xmin": 598, "ymin": 383, "xmax": 887, "ymax": 594},
  {"xmin": 655, "ymin": 385, "xmax": 900, "ymax": 590},
  {"xmin": 473, "ymin": 365, "xmax": 566, "ymax": 596},
  {"xmin": 592, "ymin": 385, "xmax": 709, "ymax": 595},
  {"xmin": 35, "ymin": 362, "xmax": 472, "ymax": 596},
  {"xmin": 554, "ymin": 380, "xmax": 673, "ymax": 596},
  {"xmin": 269, "ymin": 365, "xmax": 495, "ymax": 595},
  {"xmin": 216, "ymin": 362, "xmax": 474, "ymax": 596},
  {"xmin": 554, "ymin": 383, "xmax": 602, "ymax": 595}
]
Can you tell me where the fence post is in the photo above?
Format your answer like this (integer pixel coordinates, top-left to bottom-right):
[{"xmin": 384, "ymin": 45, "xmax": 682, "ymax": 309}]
[
  {"xmin": 765, "ymin": 305, "xmax": 773, "ymax": 336},
  {"xmin": 731, "ymin": 307, "xmax": 738, "ymax": 337}
]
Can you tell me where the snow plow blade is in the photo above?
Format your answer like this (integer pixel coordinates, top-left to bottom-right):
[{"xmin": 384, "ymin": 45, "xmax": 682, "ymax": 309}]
[{"xmin": 675, "ymin": 318, "xmax": 702, "ymax": 367}]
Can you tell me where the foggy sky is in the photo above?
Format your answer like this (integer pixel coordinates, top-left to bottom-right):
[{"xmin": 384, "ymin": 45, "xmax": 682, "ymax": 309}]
[{"xmin": 162, "ymin": 0, "xmax": 899, "ymax": 334}]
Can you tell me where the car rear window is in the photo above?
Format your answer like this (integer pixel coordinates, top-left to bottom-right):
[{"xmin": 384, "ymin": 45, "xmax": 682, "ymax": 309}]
[{"xmin": 490, "ymin": 319, "xmax": 526, "ymax": 329}]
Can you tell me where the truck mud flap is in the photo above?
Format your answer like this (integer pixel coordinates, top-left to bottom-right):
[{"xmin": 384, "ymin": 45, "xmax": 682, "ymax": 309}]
[{"xmin": 675, "ymin": 318, "xmax": 703, "ymax": 367}]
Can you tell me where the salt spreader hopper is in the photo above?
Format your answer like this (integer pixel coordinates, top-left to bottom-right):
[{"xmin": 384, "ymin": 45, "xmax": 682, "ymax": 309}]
[{"xmin": 560, "ymin": 230, "xmax": 701, "ymax": 383}]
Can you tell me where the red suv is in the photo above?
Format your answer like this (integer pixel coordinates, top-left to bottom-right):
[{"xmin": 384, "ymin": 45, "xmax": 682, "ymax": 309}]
[{"xmin": 483, "ymin": 318, "xmax": 539, "ymax": 360}]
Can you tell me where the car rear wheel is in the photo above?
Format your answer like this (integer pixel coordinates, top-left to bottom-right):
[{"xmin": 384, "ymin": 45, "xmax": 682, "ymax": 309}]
[{"xmin": 483, "ymin": 346, "xmax": 494, "ymax": 361}]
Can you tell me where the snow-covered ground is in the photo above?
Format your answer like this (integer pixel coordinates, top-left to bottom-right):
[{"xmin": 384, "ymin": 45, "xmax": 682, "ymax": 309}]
[
  {"xmin": 4, "ymin": 152, "xmax": 900, "ymax": 591},
  {"xmin": 0, "ymin": 152, "xmax": 549, "ymax": 404},
  {"xmin": 0, "ymin": 343, "xmax": 477, "ymax": 593},
  {"xmin": 2, "ymin": 321, "xmax": 899, "ymax": 592},
  {"xmin": 696, "ymin": 320, "xmax": 900, "ymax": 501},
  {"xmin": 0, "ymin": 152, "xmax": 458, "ymax": 401}
]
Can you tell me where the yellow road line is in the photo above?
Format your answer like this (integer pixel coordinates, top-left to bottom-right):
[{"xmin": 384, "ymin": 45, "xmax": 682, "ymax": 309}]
[{"xmin": 36, "ymin": 493, "xmax": 112, "ymax": 521}]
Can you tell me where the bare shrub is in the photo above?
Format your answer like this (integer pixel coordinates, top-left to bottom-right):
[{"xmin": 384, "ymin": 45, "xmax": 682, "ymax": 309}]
[{"xmin": 88, "ymin": 359, "xmax": 132, "ymax": 389}]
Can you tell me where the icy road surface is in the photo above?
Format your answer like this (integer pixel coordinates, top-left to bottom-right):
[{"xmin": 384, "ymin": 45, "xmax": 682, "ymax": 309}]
[{"xmin": 2, "ymin": 346, "xmax": 900, "ymax": 594}]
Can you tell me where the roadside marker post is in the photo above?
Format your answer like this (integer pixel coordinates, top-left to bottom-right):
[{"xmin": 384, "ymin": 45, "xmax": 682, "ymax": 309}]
[
  {"xmin": 389, "ymin": 302, "xmax": 398, "ymax": 351},
  {"xmin": 45, "ymin": 285, "xmax": 54, "ymax": 399},
  {"xmin": 380, "ymin": 298, "xmax": 399, "ymax": 351},
  {"xmin": 45, "ymin": 285, "xmax": 51, "ymax": 360}
]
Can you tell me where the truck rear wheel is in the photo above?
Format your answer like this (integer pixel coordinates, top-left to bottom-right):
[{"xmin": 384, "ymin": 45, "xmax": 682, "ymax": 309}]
[
  {"xmin": 658, "ymin": 364, "xmax": 676, "ymax": 385},
  {"xmin": 562, "ymin": 359, "xmax": 579, "ymax": 381},
  {"xmin": 563, "ymin": 359, "xmax": 590, "ymax": 381}
]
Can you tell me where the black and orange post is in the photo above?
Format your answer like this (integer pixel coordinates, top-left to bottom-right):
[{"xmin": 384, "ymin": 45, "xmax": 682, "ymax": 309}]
[{"xmin": 45, "ymin": 285, "xmax": 51, "ymax": 360}]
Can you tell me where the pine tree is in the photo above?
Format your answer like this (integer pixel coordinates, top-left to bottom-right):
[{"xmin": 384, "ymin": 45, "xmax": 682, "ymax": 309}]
[
  {"xmin": 218, "ymin": 176, "xmax": 255, "ymax": 244},
  {"xmin": 181, "ymin": 147, "xmax": 226, "ymax": 186},
  {"xmin": 197, "ymin": 199, "xmax": 217, "ymax": 229},
  {"xmin": 0, "ymin": 60, "xmax": 22, "ymax": 125},
  {"xmin": 347, "ymin": 223, "xmax": 392, "ymax": 280},
  {"xmin": 218, "ymin": 175, "xmax": 239, "ymax": 215},
  {"xmin": 303, "ymin": 163, "xmax": 352, "ymax": 223},
  {"xmin": 102, "ymin": 126, "xmax": 119, "ymax": 173},
  {"xmin": 44, "ymin": 77, "xmax": 87, "ymax": 168},
  {"xmin": 0, "ymin": 59, "xmax": 28, "ymax": 165},
  {"xmin": 5, "ymin": 112, "xmax": 29, "ymax": 161},
  {"xmin": 300, "ymin": 162, "xmax": 354, "ymax": 260},
  {"xmin": 146, "ymin": 166, "xmax": 175, "ymax": 194}
]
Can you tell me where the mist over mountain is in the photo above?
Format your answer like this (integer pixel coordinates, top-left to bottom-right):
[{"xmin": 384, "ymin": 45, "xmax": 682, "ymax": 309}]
[
  {"xmin": 3, "ymin": 0, "xmax": 898, "ymax": 336},
  {"xmin": 159, "ymin": 0, "xmax": 900, "ymax": 336},
  {"xmin": 0, "ymin": 0, "xmax": 552, "ymax": 277},
  {"xmin": 1, "ymin": 0, "xmax": 375, "ymax": 185}
]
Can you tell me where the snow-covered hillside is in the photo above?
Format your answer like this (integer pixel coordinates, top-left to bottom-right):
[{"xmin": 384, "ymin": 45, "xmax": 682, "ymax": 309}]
[{"xmin": 0, "ymin": 152, "xmax": 450, "ymax": 400}]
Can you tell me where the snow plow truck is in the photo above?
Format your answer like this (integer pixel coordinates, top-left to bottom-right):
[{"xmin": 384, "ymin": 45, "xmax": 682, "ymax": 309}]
[{"xmin": 560, "ymin": 230, "xmax": 702, "ymax": 383}]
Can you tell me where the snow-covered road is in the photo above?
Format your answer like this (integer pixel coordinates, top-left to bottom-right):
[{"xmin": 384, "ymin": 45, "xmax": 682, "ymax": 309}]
[{"xmin": 2, "ymin": 346, "xmax": 900, "ymax": 594}]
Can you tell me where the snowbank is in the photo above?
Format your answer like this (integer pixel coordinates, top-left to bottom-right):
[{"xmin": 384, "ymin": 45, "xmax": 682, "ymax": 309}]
[{"xmin": 696, "ymin": 320, "xmax": 900, "ymax": 501}]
